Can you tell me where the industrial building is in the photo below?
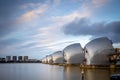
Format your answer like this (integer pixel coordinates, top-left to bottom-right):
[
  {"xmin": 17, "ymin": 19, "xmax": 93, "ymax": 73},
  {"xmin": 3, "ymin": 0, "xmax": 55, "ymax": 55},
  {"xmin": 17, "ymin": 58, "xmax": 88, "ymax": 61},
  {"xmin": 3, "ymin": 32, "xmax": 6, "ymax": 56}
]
[
  {"xmin": 0, "ymin": 58, "xmax": 2, "ymax": 61},
  {"xmin": 108, "ymin": 48, "xmax": 120, "ymax": 65},
  {"xmin": 84, "ymin": 37, "xmax": 114, "ymax": 65},
  {"xmin": 24, "ymin": 56, "xmax": 28, "ymax": 61},
  {"xmin": 0, "ymin": 56, "xmax": 41, "ymax": 63},
  {"xmin": 63, "ymin": 43, "xmax": 84, "ymax": 64},
  {"xmin": 6, "ymin": 56, "xmax": 11, "ymax": 62},
  {"xmin": 18, "ymin": 56, "xmax": 23, "ymax": 62},
  {"xmin": 52, "ymin": 51, "xmax": 64, "ymax": 64},
  {"xmin": 13, "ymin": 56, "xmax": 17, "ymax": 62}
]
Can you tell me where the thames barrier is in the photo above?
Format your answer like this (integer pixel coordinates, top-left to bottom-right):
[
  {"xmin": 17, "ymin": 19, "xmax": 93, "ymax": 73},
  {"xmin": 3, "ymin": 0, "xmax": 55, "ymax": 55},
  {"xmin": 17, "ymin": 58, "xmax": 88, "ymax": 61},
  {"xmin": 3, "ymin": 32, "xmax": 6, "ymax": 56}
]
[{"xmin": 41, "ymin": 37, "xmax": 120, "ymax": 68}]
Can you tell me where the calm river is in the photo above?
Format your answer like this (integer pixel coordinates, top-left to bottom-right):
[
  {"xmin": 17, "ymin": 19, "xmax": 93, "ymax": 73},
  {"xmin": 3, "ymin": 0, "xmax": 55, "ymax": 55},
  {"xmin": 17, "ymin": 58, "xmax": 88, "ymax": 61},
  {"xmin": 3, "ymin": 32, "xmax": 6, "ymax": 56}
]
[{"xmin": 0, "ymin": 63, "xmax": 120, "ymax": 80}]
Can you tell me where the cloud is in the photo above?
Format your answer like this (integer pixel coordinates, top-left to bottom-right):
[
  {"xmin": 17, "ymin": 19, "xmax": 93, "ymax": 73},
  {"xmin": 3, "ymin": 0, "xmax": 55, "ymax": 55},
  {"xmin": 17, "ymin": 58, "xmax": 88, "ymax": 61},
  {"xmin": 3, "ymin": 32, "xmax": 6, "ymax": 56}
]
[
  {"xmin": 0, "ymin": 23, "xmax": 16, "ymax": 37},
  {"xmin": 0, "ymin": 0, "xmax": 117, "ymax": 58},
  {"xmin": 31, "ymin": 1, "xmax": 92, "ymax": 51},
  {"xmin": 0, "ymin": 0, "xmax": 51, "ymax": 37},
  {"xmin": 53, "ymin": 0, "xmax": 60, "ymax": 6},
  {"xmin": 0, "ymin": 0, "xmax": 20, "ymax": 19},
  {"xmin": 0, "ymin": 38, "xmax": 22, "ymax": 51},
  {"xmin": 92, "ymin": 0, "xmax": 109, "ymax": 7},
  {"xmin": 51, "ymin": 10, "xmax": 90, "ymax": 24},
  {"xmin": 0, "ymin": 0, "xmax": 21, "ymax": 37},
  {"xmin": 17, "ymin": 3, "xmax": 49, "ymax": 23},
  {"xmin": 63, "ymin": 18, "xmax": 120, "ymax": 43},
  {"xmin": 49, "ymin": 0, "xmax": 110, "ymax": 29}
]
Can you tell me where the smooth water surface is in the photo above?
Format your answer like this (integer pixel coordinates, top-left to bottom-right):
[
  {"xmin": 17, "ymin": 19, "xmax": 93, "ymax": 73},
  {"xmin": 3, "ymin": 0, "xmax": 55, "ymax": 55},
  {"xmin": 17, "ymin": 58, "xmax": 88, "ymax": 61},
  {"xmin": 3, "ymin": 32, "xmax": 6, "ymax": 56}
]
[{"xmin": 0, "ymin": 63, "xmax": 120, "ymax": 80}]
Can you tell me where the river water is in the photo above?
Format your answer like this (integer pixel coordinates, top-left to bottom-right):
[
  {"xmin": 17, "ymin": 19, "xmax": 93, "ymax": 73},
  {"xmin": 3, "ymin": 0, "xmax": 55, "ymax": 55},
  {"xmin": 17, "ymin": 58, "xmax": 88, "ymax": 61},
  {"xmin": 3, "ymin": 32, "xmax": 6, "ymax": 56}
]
[{"xmin": 0, "ymin": 63, "xmax": 120, "ymax": 80}]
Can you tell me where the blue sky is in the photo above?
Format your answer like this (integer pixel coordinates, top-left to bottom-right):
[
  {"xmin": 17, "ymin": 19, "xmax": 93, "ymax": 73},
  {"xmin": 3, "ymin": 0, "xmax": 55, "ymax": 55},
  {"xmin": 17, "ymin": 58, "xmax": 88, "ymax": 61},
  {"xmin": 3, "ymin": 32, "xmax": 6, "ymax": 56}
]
[{"xmin": 0, "ymin": 0, "xmax": 120, "ymax": 59}]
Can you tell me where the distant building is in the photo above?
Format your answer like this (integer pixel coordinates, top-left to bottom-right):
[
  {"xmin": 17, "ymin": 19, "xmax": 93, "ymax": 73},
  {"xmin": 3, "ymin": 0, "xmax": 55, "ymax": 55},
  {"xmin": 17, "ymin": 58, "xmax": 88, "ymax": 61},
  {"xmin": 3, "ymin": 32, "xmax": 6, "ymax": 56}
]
[
  {"xmin": 0, "ymin": 58, "xmax": 2, "ymax": 62},
  {"xmin": 6, "ymin": 56, "xmax": 11, "ymax": 62},
  {"xmin": 28, "ymin": 59, "xmax": 38, "ymax": 62},
  {"xmin": 13, "ymin": 56, "xmax": 17, "ymax": 62},
  {"xmin": 24, "ymin": 56, "xmax": 28, "ymax": 61},
  {"xmin": 18, "ymin": 56, "xmax": 23, "ymax": 61},
  {"xmin": 2, "ymin": 58, "xmax": 5, "ymax": 62}
]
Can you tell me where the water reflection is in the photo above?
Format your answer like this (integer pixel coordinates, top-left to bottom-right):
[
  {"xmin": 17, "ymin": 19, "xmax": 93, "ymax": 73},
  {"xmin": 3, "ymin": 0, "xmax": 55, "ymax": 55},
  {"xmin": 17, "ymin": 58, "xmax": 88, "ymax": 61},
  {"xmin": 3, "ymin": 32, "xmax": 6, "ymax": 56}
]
[
  {"xmin": 64, "ymin": 66, "xmax": 82, "ymax": 80},
  {"xmin": 0, "ymin": 63, "xmax": 64, "ymax": 80},
  {"xmin": 84, "ymin": 69, "xmax": 110, "ymax": 80},
  {"xmin": 0, "ymin": 64, "xmax": 120, "ymax": 80},
  {"xmin": 64, "ymin": 66, "xmax": 120, "ymax": 80}
]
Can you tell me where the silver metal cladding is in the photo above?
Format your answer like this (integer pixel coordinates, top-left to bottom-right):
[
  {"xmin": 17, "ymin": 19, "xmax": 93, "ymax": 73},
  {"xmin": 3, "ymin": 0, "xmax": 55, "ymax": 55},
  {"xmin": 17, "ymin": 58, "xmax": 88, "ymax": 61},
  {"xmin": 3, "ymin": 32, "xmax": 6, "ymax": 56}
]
[
  {"xmin": 52, "ymin": 51, "xmax": 64, "ymax": 64},
  {"xmin": 46, "ymin": 55, "xmax": 53, "ymax": 64},
  {"xmin": 63, "ymin": 43, "xmax": 84, "ymax": 64},
  {"xmin": 84, "ymin": 37, "xmax": 114, "ymax": 65}
]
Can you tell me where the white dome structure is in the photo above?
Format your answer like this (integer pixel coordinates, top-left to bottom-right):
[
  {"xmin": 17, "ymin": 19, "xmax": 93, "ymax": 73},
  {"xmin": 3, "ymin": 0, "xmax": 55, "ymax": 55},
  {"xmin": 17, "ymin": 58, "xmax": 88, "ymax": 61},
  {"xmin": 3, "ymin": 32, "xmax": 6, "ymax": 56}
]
[
  {"xmin": 84, "ymin": 37, "xmax": 114, "ymax": 65},
  {"xmin": 42, "ymin": 57, "xmax": 48, "ymax": 63},
  {"xmin": 52, "ymin": 51, "xmax": 64, "ymax": 64},
  {"xmin": 46, "ymin": 55, "xmax": 53, "ymax": 64},
  {"xmin": 63, "ymin": 43, "xmax": 84, "ymax": 64}
]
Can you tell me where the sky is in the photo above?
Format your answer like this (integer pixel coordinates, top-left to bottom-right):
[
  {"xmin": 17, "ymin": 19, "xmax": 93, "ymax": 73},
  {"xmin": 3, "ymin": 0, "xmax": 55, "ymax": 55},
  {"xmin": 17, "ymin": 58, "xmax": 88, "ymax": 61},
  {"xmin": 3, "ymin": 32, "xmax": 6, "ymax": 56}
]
[{"xmin": 0, "ymin": 0, "xmax": 120, "ymax": 59}]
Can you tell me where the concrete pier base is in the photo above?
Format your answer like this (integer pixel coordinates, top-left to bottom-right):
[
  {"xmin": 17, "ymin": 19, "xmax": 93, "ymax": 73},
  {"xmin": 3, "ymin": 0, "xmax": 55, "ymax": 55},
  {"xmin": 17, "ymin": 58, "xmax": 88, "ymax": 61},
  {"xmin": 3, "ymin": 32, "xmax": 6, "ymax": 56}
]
[
  {"xmin": 65, "ymin": 64, "xmax": 80, "ymax": 66},
  {"xmin": 110, "ymin": 64, "xmax": 116, "ymax": 68},
  {"xmin": 41, "ymin": 63, "xmax": 120, "ymax": 69},
  {"xmin": 80, "ymin": 65, "xmax": 110, "ymax": 69}
]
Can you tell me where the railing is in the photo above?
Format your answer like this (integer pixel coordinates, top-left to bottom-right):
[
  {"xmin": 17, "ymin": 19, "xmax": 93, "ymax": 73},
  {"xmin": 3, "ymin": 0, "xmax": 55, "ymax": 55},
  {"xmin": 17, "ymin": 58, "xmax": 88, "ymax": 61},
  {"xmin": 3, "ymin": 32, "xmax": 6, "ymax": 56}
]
[{"xmin": 108, "ymin": 52, "xmax": 120, "ymax": 64}]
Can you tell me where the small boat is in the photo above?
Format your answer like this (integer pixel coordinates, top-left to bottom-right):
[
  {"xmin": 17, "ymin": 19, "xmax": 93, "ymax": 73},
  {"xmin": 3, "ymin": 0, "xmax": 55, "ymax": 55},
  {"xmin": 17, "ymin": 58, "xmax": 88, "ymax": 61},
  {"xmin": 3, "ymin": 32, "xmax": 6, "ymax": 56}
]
[{"xmin": 110, "ymin": 74, "xmax": 120, "ymax": 80}]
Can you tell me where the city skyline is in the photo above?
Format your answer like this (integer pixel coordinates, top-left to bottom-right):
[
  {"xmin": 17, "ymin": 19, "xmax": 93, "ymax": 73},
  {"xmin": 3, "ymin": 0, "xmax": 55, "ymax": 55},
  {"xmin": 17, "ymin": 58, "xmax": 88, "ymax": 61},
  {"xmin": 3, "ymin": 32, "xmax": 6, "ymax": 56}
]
[{"xmin": 0, "ymin": 0, "xmax": 120, "ymax": 59}]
